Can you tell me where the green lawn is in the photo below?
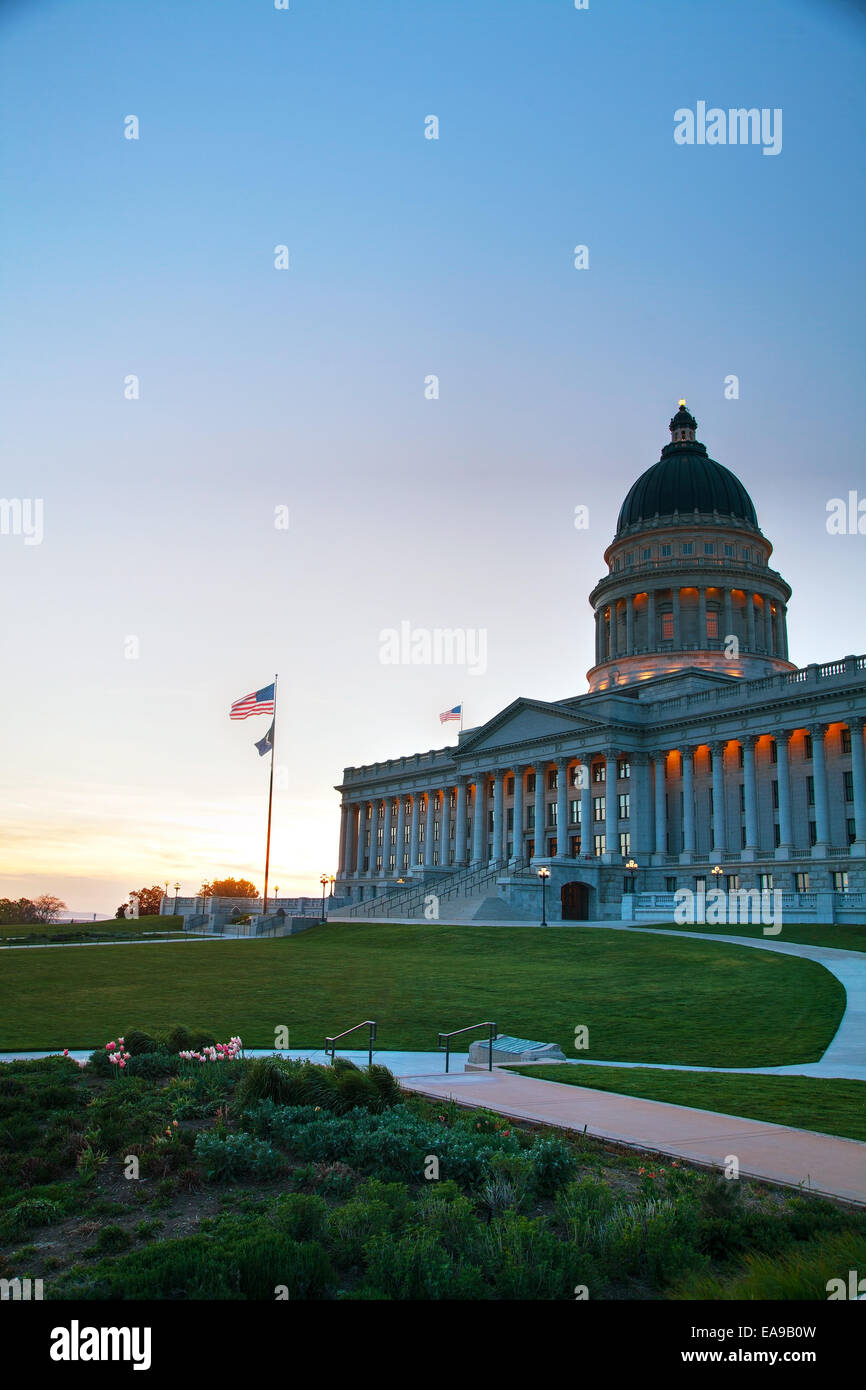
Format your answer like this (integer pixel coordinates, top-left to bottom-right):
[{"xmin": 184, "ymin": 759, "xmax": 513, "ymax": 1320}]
[
  {"xmin": 0, "ymin": 914, "xmax": 183, "ymax": 945},
  {"xmin": 0, "ymin": 923, "xmax": 845, "ymax": 1066},
  {"xmin": 623, "ymin": 920, "xmax": 866, "ymax": 953},
  {"xmin": 508, "ymin": 1063, "xmax": 866, "ymax": 1143}
]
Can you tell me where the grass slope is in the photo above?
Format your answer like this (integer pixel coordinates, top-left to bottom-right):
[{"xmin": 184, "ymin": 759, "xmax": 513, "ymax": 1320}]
[
  {"xmin": 0, "ymin": 915, "xmax": 183, "ymax": 945},
  {"xmin": 508, "ymin": 1064, "xmax": 866, "ymax": 1142},
  {"xmin": 623, "ymin": 921, "xmax": 866, "ymax": 953},
  {"xmin": 0, "ymin": 923, "xmax": 844, "ymax": 1066}
]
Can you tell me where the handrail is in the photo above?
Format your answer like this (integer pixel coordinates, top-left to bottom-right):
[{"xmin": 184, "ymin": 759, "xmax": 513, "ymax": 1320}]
[
  {"xmin": 437, "ymin": 1020, "xmax": 497, "ymax": 1074},
  {"xmin": 324, "ymin": 1019, "xmax": 377, "ymax": 1068}
]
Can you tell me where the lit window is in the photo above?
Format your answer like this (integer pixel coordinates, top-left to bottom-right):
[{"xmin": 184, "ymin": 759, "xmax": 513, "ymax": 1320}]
[
  {"xmin": 662, "ymin": 612, "xmax": 674, "ymax": 640},
  {"xmin": 706, "ymin": 610, "xmax": 719, "ymax": 638}
]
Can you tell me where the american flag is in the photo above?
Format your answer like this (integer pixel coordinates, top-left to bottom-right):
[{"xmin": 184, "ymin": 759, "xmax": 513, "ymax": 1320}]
[
  {"xmin": 230, "ymin": 683, "xmax": 276, "ymax": 719},
  {"xmin": 439, "ymin": 704, "xmax": 462, "ymax": 724}
]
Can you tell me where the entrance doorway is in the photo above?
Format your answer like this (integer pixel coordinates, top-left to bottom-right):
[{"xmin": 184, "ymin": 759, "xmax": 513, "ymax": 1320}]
[{"xmin": 561, "ymin": 881, "xmax": 591, "ymax": 921}]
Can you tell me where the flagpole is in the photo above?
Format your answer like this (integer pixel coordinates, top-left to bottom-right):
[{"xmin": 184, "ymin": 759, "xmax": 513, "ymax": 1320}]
[
  {"xmin": 460, "ymin": 697, "xmax": 464, "ymax": 732},
  {"xmin": 263, "ymin": 674, "xmax": 278, "ymax": 915}
]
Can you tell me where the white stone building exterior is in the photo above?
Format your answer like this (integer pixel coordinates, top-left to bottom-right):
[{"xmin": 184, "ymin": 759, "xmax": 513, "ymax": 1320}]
[{"xmin": 333, "ymin": 405, "xmax": 866, "ymax": 924}]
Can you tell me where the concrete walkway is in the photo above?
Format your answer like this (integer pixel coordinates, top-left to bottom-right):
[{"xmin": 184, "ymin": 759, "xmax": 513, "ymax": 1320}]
[{"xmin": 400, "ymin": 1068, "xmax": 866, "ymax": 1204}]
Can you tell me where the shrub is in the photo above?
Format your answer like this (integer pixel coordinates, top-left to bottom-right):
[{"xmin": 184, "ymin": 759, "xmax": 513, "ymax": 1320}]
[
  {"xmin": 95, "ymin": 1224, "xmax": 133, "ymax": 1254},
  {"xmin": 125, "ymin": 1054, "xmax": 180, "ymax": 1080},
  {"xmin": 527, "ymin": 1135, "xmax": 577, "ymax": 1197},
  {"xmin": 482, "ymin": 1212, "xmax": 575, "ymax": 1299},
  {"xmin": 272, "ymin": 1193, "xmax": 328, "ymax": 1242},
  {"xmin": 123, "ymin": 1030, "xmax": 162, "ymax": 1056},
  {"xmin": 362, "ymin": 1227, "xmax": 486, "ymax": 1300},
  {"xmin": 194, "ymin": 1131, "xmax": 288, "ymax": 1182},
  {"xmin": 671, "ymin": 1229, "xmax": 866, "ymax": 1301}
]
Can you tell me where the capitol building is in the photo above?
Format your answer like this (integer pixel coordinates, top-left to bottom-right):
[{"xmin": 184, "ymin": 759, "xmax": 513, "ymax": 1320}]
[{"xmin": 332, "ymin": 404, "xmax": 866, "ymax": 924}]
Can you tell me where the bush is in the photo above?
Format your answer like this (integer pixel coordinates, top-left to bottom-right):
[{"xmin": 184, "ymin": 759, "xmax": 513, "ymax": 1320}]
[
  {"xmin": 272, "ymin": 1193, "xmax": 328, "ymax": 1242},
  {"xmin": 671, "ymin": 1229, "xmax": 866, "ymax": 1301},
  {"xmin": 362, "ymin": 1227, "xmax": 486, "ymax": 1300},
  {"xmin": 233, "ymin": 1059, "xmax": 403, "ymax": 1118},
  {"xmin": 482, "ymin": 1212, "xmax": 575, "ymax": 1299},
  {"xmin": 123, "ymin": 1030, "xmax": 162, "ymax": 1057},
  {"xmin": 125, "ymin": 1054, "xmax": 180, "ymax": 1081},
  {"xmin": 194, "ymin": 1131, "xmax": 288, "ymax": 1182},
  {"xmin": 527, "ymin": 1135, "xmax": 577, "ymax": 1197}
]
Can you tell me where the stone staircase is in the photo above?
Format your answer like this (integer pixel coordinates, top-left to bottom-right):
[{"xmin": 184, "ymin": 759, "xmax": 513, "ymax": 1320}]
[{"xmin": 330, "ymin": 857, "xmax": 530, "ymax": 922}]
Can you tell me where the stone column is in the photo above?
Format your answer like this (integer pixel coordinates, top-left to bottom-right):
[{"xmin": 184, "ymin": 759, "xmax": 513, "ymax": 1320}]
[
  {"xmin": 440, "ymin": 786, "xmax": 451, "ymax": 865},
  {"xmin": 625, "ymin": 597, "xmax": 634, "ymax": 655},
  {"xmin": 556, "ymin": 759, "xmax": 569, "ymax": 858},
  {"xmin": 811, "ymin": 725, "xmax": 831, "ymax": 856},
  {"xmin": 471, "ymin": 777, "xmax": 486, "ymax": 865},
  {"xmin": 672, "ymin": 588, "xmax": 681, "ymax": 648},
  {"xmin": 424, "ymin": 790, "xmax": 436, "ymax": 868},
  {"xmin": 579, "ymin": 757, "xmax": 593, "ymax": 857},
  {"xmin": 710, "ymin": 742, "xmax": 727, "ymax": 855},
  {"xmin": 337, "ymin": 804, "xmax": 349, "ymax": 875},
  {"xmin": 698, "ymin": 588, "xmax": 707, "ymax": 647},
  {"xmin": 604, "ymin": 750, "xmax": 618, "ymax": 860},
  {"xmin": 746, "ymin": 593, "xmax": 756, "ymax": 651},
  {"xmin": 355, "ymin": 802, "xmax": 366, "ymax": 875},
  {"xmin": 680, "ymin": 748, "xmax": 695, "ymax": 862},
  {"xmin": 594, "ymin": 612, "xmax": 602, "ymax": 665},
  {"xmin": 742, "ymin": 736, "xmax": 759, "ymax": 859},
  {"xmin": 454, "ymin": 777, "xmax": 468, "ymax": 865},
  {"xmin": 513, "ymin": 766, "xmax": 525, "ymax": 862},
  {"xmin": 631, "ymin": 752, "xmax": 652, "ymax": 860},
  {"xmin": 534, "ymin": 761, "xmax": 547, "ymax": 859},
  {"xmin": 490, "ymin": 772, "xmax": 503, "ymax": 864},
  {"xmin": 775, "ymin": 733, "xmax": 794, "ymax": 858},
  {"xmin": 653, "ymin": 751, "xmax": 667, "ymax": 860},
  {"xmin": 368, "ymin": 799, "xmax": 380, "ymax": 876},
  {"xmin": 849, "ymin": 719, "xmax": 866, "ymax": 856},
  {"xmin": 723, "ymin": 588, "xmax": 733, "ymax": 645},
  {"xmin": 395, "ymin": 794, "xmax": 406, "ymax": 874},
  {"xmin": 343, "ymin": 804, "xmax": 357, "ymax": 877},
  {"xmin": 780, "ymin": 607, "xmax": 789, "ymax": 659},
  {"xmin": 381, "ymin": 797, "xmax": 393, "ymax": 876},
  {"xmin": 763, "ymin": 596, "xmax": 773, "ymax": 653},
  {"xmin": 647, "ymin": 589, "xmax": 656, "ymax": 650},
  {"xmin": 609, "ymin": 602, "xmax": 618, "ymax": 658},
  {"xmin": 409, "ymin": 794, "xmax": 421, "ymax": 870}
]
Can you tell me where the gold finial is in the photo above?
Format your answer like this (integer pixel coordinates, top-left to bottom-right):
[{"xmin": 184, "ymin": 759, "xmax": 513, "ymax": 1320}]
[{"xmin": 678, "ymin": 398, "xmax": 686, "ymax": 409}]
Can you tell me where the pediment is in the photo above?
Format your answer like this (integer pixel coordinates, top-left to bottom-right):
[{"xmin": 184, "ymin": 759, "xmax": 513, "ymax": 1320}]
[{"xmin": 457, "ymin": 698, "xmax": 599, "ymax": 759}]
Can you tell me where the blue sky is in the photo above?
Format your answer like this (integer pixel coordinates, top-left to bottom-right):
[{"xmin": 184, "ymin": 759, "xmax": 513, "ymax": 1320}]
[{"xmin": 1, "ymin": 0, "xmax": 864, "ymax": 912}]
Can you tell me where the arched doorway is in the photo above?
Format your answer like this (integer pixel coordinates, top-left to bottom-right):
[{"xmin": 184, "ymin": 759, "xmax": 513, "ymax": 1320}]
[{"xmin": 561, "ymin": 881, "xmax": 591, "ymax": 921}]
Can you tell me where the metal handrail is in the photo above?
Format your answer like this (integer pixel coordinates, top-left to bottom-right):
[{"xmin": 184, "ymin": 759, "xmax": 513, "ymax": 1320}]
[
  {"xmin": 325, "ymin": 1019, "xmax": 377, "ymax": 1068},
  {"xmin": 437, "ymin": 1020, "xmax": 497, "ymax": 1074}
]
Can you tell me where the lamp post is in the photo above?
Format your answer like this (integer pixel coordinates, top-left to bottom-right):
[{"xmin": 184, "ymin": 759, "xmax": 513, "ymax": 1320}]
[
  {"xmin": 329, "ymin": 875, "xmax": 336, "ymax": 898},
  {"xmin": 537, "ymin": 865, "xmax": 550, "ymax": 927},
  {"xmin": 274, "ymin": 885, "xmax": 279, "ymax": 907},
  {"xmin": 173, "ymin": 882, "xmax": 180, "ymax": 914},
  {"xmin": 625, "ymin": 858, "xmax": 639, "ymax": 893},
  {"xmin": 164, "ymin": 881, "xmax": 169, "ymax": 911},
  {"xmin": 711, "ymin": 864, "xmax": 723, "ymax": 884},
  {"xmin": 320, "ymin": 873, "xmax": 329, "ymax": 923}
]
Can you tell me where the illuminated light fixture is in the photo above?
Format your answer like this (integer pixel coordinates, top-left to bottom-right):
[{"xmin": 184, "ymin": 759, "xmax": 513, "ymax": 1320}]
[{"xmin": 679, "ymin": 398, "xmax": 687, "ymax": 408}]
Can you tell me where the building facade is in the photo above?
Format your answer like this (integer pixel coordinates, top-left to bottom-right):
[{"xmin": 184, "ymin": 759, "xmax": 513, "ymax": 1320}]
[{"xmin": 333, "ymin": 404, "xmax": 866, "ymax": 923}]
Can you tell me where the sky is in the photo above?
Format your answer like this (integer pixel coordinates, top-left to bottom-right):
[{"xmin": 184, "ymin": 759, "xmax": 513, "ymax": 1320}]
[{"xmin": 1, "ymin": 0, "xmax": 864, "ymax": 915}]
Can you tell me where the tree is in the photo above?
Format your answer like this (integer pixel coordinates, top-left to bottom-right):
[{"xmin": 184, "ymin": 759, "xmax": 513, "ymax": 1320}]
[
  {"xmin": 199, "ymin": 878, "xmax": 258, "ymax": 899},
  {"xmin": 0, "ymin": 898, "xmax": 39, "ymax": 925},
  {"xmin": 129, "ymin": 885, "xmax": 165, "ymax": 917},
  {"xmin": 30, "ymin": 895, "xmax": 67, "ymax": 924},
  {"xmin": 115, "ymin": 903, "xmax": 129, "ymax": 919}
]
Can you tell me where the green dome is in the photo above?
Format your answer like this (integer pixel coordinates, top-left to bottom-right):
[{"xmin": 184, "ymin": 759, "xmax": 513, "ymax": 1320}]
[{"xmin": 616, "ymin": 404, "xmax": 758, "ymax": 534}]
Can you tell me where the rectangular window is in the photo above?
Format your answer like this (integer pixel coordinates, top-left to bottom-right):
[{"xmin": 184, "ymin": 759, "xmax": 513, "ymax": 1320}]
[
  {"xmin": 623, "ymin": 875, "xmax": 636, "ymax": 894},
  {"xmin": 548, "ymin": 803, "xmax": 558, "ymax": 826},
  {"xmin": 724, "ymin": 544, "xmax": 734, "ymax": 557},
  {"xmin": 739, "ymin": 784, "xmax": 746, "ymax": 811},
  {"xmin": 795, "ymin": 872, "xmax": 810, "ymax": 892},
  {"xmin": 527, "ymin": 773, "xmax": 536, "ymax": 793},
  {"xmin": 418, "ymin": 823, "xmax": 425, "ymax": 842},
  {"xmin": 617, "ymin": 759, "xmax": 630, "ymax": 779},
  {"xmin": 593, "ymin": 796, "xmax": 605, "ymax": 822},
  {"xmin": 706, "ymin": 610, "xmax": 719, "ymax": 638},
  {"xmin": 737, "ymin": 745, "xmax": 745, "ymax": 769},
  {"xmin": 773, "ymin": 822, "xmax": 781, "ymax": 847},
  {"xmin": 507, "ymin": 808, "xmax": 514, "ymax": 830},
  {"xmin": 449, "ymin": 849, "xmax": 455, "ymax": 865},
  {"xmin": 743, "ymin": 548, "xmax": 751, "ymax": 561},
  {"xmin": 727, "ymin": 874, "xmax": 739, "ymax": 892},
  {"xmin": 809, "ymin": 821, "xmax": 817, "ymax": 846},
  {"xmin": 772, "ymin": 780, "xmax": 779, "ymax": 809},
  {"xmin": 377, "ymin": 827, "xmax": 383, "ymax": 845},
  {"xmin": 619, "ymin": 831, "xmax": 631, "ymax": 857},
  {"xmin": 594, "ymin": 834, "xmax": 606, "ymax": 856},
  {"xmin": 804, "ymin": 734, "xmax": 813, "ymax": 760},
  {"xmin": 388, "ymin": 853, "xmax": 395, "ymax": 871},
  {"xmin": 665, "ymin": 877, "xmax": 677, "ymax": 892},
  {"xmin": 402, "ymin": 852, "xmax": 409, "ymax": 870},
  {"xmin": 661, "ymin": 544, "xmax": 671, "ymax": 557},
  {"xmin": 841, "ymin": 728, "xmax": 852, "ymax": 754},
  {"xmin": 527, "ymin": 805, "xmax": 535, "ymax": 828},
  {"xmin": 593, "ymin": 763, "xmax": 606, "ymax": 782},
  {"xmin": 433, "ymin": 820, "xmax": 439, "ymax": 840},
  {"xmin": 506, "ymin": 777, "xmax": 514, "ymax": 796},
  {"xmin": 704, "ymin": 543, "xmax": 715, "ymax": 555},
  {"xmin": 571, "ymin": 835, "xmax": 581, "ymax": 858},
  {"xmin": 770, "ymin": 739, "xmax": 778, "ymax": 764},
  {"xmin": 834, "ymin": 871, "xmax": 849, "ymax": 891},
  {"xmin": 375, "ymin": 854, "xmax": 382, "ymax": 871},
  {"xmin": 432, "ymin": 850, "xmax": 439, "ymax": 866},
  {"xmin": 488, "ymin": 810, "xmax": 494, "ymax": 832},
  {"xmin": 570, "ymin": 799, "xmax": 579, "ymax": 824},
  {"xmin": 741, "ymin": 825, "xmax": 747, "ymax": 848},
  {"xmin": 844, "ymin": 771, "xmax": 854, "ymax": 801},
  {"xmin": 642, "ymin": 548, "xmax": 651, "ymax": 561},
  {"xmin": 848, "ymin": 818, "xmax": 857, "ymax": 844},
  {"xmin": 759, "ymin": 873, "xmax": 773, "ymax": 892},
  {"xmin": 807, "ymin": 776, "xmax": 815, "ymax": 807},
  {"xmin": 681, "ymin": 542, "xmax": 693, "ymax": 555},
  {"xmin": 695, "ymin": 877, "xmax": 706, "ymax": 894},
  {"xmin": 548, "ymin": 770, "xmax": 557, "ymax": 790},
  {"xmin": 662, "ymin": 612, "xmax": 674, "ymax": 640},
  {"xmin": 618, "ymin": 793, "xmax": 630, "ymax": 819}
]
